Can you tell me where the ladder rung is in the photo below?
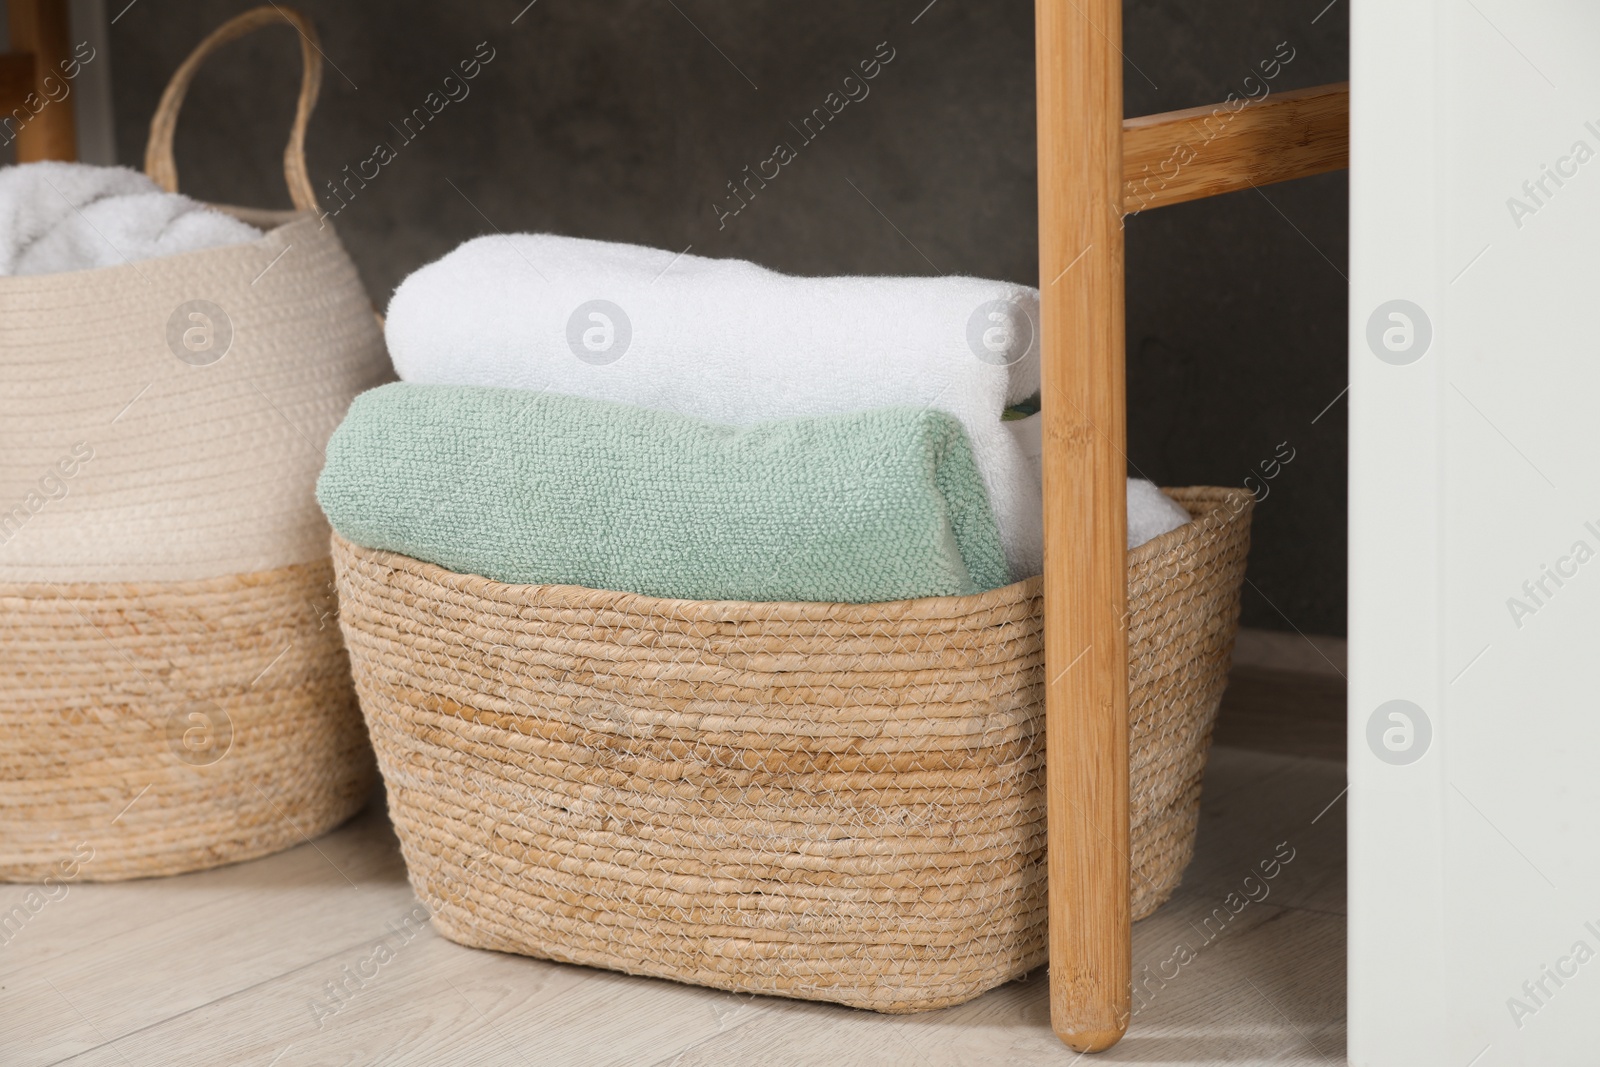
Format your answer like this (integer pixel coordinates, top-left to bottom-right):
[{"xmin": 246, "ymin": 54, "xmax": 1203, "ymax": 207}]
[{"xmin": 1122, "ymin": 81, "xmax": 1349, "ymax": 213}]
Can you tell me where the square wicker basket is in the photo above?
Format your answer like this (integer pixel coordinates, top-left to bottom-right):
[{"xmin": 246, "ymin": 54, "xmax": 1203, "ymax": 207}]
[{"xmin": 331, "ymin": 486, "xmax": 1252, "ymax": 1012}]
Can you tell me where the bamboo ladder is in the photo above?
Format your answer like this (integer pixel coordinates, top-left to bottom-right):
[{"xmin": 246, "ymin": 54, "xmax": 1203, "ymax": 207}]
[
  {"xmin": 1035, "ymin": 1, "xmax": 1347, "ymax": 1052},
  {"xmin": 1, "ymin": 0, "xmax": 77, "ymax": 161}
]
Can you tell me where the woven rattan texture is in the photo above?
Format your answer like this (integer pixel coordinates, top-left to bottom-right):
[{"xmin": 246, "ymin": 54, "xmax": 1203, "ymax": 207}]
[
  {"xmin": 334, "ymin": 487, "xmax": 1252, "ymax": 1012},
  {"xmin": 0, "ymin": 558, "xmax": 375, "ymax": 881}
]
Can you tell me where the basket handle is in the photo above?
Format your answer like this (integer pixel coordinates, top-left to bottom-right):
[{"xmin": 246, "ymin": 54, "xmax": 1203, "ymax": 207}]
[{"xmin": 144, "ymin": 5, "xmax": 322, "ymax": 213}]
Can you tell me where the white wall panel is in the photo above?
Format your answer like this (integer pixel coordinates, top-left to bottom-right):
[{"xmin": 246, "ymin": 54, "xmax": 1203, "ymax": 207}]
[{"xmin": 1351, "ymin": 2, "xmax": 1600, "ymax": 1063}]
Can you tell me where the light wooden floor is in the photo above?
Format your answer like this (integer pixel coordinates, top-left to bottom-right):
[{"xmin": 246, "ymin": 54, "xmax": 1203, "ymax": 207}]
[{"xmin": 1, "ymin": 737, "xmax": 1346, "ymax": 1067}]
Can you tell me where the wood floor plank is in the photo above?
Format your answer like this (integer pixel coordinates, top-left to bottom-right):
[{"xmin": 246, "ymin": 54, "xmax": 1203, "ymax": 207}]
[
  {"xmin": 40, "ymin": 925, "xmax": 791, "ymax": 1067},
  {"xmin": 1214, "ymin": 667, "xmax": 1346, "ymax": 761},
  {"xmin": 1173, "ymin": 748, "xmax": 1347, "ymax": 918},
  {"xmin": 1, "ymin": 803, "xmax": 416, "ymax": 1066},
  {"xmin": 0, "ymin": 797, "xmax": 402, "ymax": 983}
]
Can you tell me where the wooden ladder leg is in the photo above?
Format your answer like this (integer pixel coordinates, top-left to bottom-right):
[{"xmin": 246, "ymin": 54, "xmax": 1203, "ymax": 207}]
[
  {"xmin": 9, "ymin": 0, "xmax": 78, "ymax": 162},
  {"xmin": 1035, "ymin": 0, "xmax": 1130, "ymax": 1052}
]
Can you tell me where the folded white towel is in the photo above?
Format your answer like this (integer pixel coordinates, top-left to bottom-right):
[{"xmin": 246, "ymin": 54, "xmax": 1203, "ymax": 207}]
[
  {"xmin": 0, "ymin": 162, "xmax": 259, "ymax": 276},
  {"xmin": 1126, "ymin": 477, "xmax": 1193, "ymax": 548},
  {"xmin": 1006, "ymin": 413, "xmax": 1191, "ymax": 549},
  {"xmin": 386, "ymin": 234, "xmax": 1047, "ymax": 578}
]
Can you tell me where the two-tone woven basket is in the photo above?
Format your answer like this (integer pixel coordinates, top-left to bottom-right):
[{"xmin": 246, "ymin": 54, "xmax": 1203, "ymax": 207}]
[
  {"xmin": 332, "ymin": 486, "xmax": 1252, "ymax": 1012},
  {"xmin": 0, "ymin": 8, "xmax": 382, "ymax": 880}
]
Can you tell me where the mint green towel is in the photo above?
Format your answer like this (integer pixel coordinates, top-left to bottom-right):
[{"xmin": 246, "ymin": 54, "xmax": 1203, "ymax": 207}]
[{"xmin": 316, "ymin": 383, "xmax": 1009, "ymax": 603}]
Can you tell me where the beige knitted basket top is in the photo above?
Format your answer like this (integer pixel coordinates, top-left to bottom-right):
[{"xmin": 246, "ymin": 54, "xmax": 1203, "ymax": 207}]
[{"xmin": 0, "ymin": 7, "xmax": 387, "ymax": 585}]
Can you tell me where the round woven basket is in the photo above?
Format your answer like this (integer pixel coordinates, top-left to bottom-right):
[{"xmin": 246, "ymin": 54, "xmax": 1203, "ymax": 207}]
[
  {"xmin": 333, "ymin": 487, "xmax": 1252, "ymax": 1013},
  {"xmin": 0, "ymin": 8, "xmax": 383, "ymax": 880}
]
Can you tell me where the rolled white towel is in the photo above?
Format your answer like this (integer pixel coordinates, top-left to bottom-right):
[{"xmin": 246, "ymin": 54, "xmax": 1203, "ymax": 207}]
[
  {"xmin": 1126, "ymin": 477, "xmax": 1193, "ymax": 548},
  {"xmin": 1006, "ymin": 412, "xmax": 1191, "ymax": 549},
  {"xmin": 0, "ymin": 162, "xmax": 258, "ymax": 276},
  {"xmin": 384, "ymin": 234, "xmax": 1046, "ymax": 579}
]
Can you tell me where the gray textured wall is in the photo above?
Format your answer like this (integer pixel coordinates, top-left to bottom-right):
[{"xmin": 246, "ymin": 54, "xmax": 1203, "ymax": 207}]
[{"xmin": 107, "ymin": 0, "xmax": 1349, "ymax": 634}]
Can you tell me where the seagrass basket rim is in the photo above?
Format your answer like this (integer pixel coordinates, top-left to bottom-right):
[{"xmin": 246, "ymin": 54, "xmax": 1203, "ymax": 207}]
[{"xmin": 329, "ymin": 484, "xmax": 1253, "ymax": 620}]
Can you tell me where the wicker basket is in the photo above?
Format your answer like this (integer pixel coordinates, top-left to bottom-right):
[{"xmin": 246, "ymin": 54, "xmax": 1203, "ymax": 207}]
[
  {"xmin": 332, "ymin": 487, "xmax": 1252, "ymax": 1012},
  {"xmin": 0, "ymin": 9, "xmax": 382, "ymax": 881}
]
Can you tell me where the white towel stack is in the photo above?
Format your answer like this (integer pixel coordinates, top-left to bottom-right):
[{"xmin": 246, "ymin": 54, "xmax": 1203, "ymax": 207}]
[
  {"xmin": 0, "ymin": 162, "xmax": 259, "ymax": 276},
  {"xmin": 386, "ymin": 234, "xmax": 1048, "ymax": 577},
  {"xmin": 385, "ymin": 233, "xmax": 1191, "ymax": 578}
]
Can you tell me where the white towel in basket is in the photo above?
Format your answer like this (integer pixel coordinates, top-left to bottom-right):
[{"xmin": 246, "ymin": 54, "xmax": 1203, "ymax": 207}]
[
  {"xmin": 384, "ymin": 234, "xmax": 1046, "ymax": 579},
  {"xmin": 0, "ymin": 162, "xmax": 258, "ymax": 276}
]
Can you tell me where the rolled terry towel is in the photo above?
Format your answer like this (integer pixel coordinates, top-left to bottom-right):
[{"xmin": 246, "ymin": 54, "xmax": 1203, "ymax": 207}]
[
  {"xmin": 1127, "ymin": 478, "xmax": 1193, "ymax": 547},
  {"xmin": 0, "ymin": 162, "xmax": 259, "ymax": 276},
  {"xmin": 1005, "ymin": 412, "xmax": 1192, "ymax": 549},
  {"xmin": 383, "ymin": 234, "xmax": 1044, "ymax": 580},
  {"xmin": 316, "ymin": 383, "xmax": 1011, "ymax": 603}
]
